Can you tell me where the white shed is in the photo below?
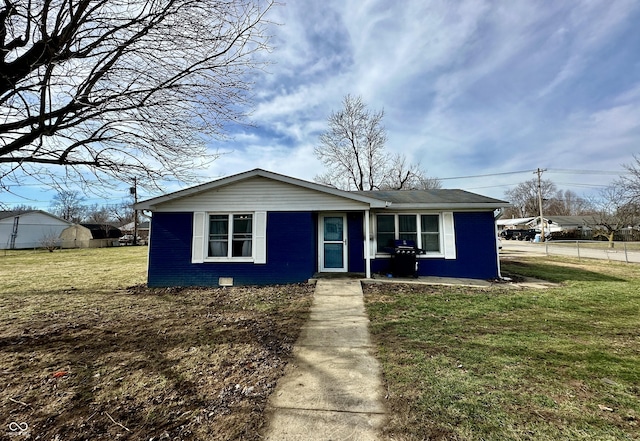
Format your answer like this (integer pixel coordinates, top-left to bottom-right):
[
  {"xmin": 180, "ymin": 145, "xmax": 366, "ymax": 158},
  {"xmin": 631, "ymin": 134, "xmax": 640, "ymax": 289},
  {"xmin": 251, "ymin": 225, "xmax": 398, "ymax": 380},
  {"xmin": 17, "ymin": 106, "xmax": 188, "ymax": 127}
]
[{"xmin": 0, "ymin": 211, "xmax": 72, "ymax": 250}]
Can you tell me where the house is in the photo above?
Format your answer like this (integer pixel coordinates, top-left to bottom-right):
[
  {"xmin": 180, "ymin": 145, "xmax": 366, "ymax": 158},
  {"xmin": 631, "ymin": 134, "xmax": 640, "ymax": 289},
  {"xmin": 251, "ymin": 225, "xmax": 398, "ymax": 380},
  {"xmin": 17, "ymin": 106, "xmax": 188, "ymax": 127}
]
[
  {"xmin": 496, "ymin": 217, "xmax": 536, "ymax": 233},
  {"xmin": 134, "ymin": 169, "xmax": 509, "ymax": 287},
  {"xmin": 59, "ymin": 224, "xmax": 122, "ymax": 248},
  {"xmin": 119, "ymin": 220, "xmax": 151, "ymax": 242},
  {"xmin": 497, "ymin": 216, "xmax": 595, "ymax": 233},
  {"xmin": 0, "ymin": 210, "xmax": 72, "ymax": 250}
]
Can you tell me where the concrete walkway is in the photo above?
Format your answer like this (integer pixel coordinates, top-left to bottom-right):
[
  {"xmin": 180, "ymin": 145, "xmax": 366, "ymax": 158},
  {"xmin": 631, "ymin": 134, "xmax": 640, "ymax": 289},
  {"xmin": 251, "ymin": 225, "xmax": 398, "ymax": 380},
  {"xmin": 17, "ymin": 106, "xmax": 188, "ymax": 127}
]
[{"xmin": 263, "ymin": 279, "xmax": 386, "ymax": 440}]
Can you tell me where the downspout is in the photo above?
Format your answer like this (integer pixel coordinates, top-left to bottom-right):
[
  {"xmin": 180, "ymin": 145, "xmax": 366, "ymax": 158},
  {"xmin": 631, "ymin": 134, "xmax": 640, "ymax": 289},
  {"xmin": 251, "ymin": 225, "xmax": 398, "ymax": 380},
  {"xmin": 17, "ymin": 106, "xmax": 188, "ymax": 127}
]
[
  {"xmin": 364, "ymin": 209, "xmax": 371, "ymax": 279},
  {"xmin": 494, "ymin": 208, "xmax": 504, "ymax": 279}
]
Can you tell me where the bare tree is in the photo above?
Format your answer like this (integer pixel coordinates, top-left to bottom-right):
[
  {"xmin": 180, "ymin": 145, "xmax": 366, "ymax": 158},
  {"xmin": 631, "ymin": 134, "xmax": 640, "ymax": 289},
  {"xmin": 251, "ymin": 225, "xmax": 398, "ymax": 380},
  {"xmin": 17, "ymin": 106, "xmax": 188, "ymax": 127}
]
[
  {"xmin": 84, "ymin": 203, "xmax": 111, "ymax": 224},
  {"xmin": 107, "ymin": 201, "xmax": 135, "ymax": 226},
  {"xmin": 314, "ymin": 95, "xmax": 440, "ymax": 191},
  {"xmin": 621, "ymin": 154, "xmax": 640, "ymax": 205},
  {"xmin": 546, "ymin": 189, "xmax": 593, "ymax": 216},
  {"xmin": 1, "ymin": 0, "xmax": 273, "ymax": 189},
  {"xmin": 40, "ymin": 232, "xmax": 60, "ymax": 252},
  {"xmin": 50, "ymin": 189, "xmax": 85, "ymax": 222},
  {"xmin": 381, "ymin": 153, "xmax": 441, "ymax": 190},
  {"xmin": 6, "ymin": 203, "xmax": 37, "ymax": 212},
  {"xmin": 314, "ymin": 95, "xmax": 387, "ymax": 190},
  {"xmin": 504, "ymin": 178, "xmax": 557, "ymax": 218},
  {"xmin": 585, "ymin": 184, "xmax": 638, "ymax": 247}
]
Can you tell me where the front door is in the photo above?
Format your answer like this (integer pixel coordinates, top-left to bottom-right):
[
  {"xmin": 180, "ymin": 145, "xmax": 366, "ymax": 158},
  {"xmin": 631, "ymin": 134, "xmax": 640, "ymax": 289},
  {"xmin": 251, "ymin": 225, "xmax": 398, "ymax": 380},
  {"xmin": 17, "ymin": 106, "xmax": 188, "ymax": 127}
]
[{"xmin": 319, "ymin": 214, "xmax": 348, "ymax": 272}]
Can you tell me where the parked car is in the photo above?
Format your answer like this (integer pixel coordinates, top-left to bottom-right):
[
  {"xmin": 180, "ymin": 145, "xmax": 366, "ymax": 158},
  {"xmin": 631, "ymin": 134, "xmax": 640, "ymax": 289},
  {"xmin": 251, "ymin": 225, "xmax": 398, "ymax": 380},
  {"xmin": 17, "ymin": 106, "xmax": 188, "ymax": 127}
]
[
  {"xmin": 500, "ymin": 229, "xmax": 550, "ymax": 241},
  {"xmin": 119, "ymin": 234, "xmax": 141, "ymax": 244},
  {"xmin": 500, "ymin": 229, "xmax": 536, "ymax": 241}
]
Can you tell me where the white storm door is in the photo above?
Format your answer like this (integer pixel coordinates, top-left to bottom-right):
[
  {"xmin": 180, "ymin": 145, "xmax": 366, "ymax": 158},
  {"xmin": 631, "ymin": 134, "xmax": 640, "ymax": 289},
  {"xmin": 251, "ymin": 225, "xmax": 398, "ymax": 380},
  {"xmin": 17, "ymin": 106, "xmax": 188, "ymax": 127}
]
[{"xmin": 319, "ymin": 214, "xmax": 348, "ymax": 272}]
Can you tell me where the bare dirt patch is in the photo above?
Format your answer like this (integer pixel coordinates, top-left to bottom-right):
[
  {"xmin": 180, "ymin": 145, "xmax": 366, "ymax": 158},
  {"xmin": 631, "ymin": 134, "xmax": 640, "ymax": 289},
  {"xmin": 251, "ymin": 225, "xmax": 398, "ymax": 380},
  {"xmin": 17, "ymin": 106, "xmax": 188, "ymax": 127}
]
[{"xmin": 1, "ymin": 283, "xmax": 313, "ymax": 440}]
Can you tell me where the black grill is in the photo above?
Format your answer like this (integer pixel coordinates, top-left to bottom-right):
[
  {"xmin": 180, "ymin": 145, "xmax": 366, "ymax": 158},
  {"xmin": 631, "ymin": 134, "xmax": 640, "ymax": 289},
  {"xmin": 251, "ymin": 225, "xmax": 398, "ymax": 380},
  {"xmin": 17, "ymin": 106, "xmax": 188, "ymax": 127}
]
[{"xmin": 386, "ymin": 240, "xmax": 422, "ymax": 277}]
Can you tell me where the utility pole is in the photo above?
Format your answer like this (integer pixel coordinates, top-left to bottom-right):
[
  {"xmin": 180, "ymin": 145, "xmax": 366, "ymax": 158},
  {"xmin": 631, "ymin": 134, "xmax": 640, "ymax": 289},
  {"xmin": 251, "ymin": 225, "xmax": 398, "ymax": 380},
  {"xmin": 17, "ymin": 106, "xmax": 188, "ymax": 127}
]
[
  {"xmin": 130, "ymin": 177, "xmax": 138, "ymax": 246},
  {"xmin": 535, "ymin": 168, "xmax": 546, "ymax": 242}
]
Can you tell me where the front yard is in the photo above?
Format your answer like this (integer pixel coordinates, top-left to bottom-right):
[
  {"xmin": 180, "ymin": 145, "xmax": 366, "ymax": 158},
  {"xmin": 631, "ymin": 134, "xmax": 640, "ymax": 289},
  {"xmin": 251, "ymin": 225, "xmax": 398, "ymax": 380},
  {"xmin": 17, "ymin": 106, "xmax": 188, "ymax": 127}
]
[
  {"xmin": 2, "ymin": 248, "xmax": 638, "ymax": 440},
  {"xmin": 0, "ymin": 248, "xmax": 313, "ymax": 440},
  {"xmin": 364, "ymin": 256, "xmax": 640, "ymax": 440}
]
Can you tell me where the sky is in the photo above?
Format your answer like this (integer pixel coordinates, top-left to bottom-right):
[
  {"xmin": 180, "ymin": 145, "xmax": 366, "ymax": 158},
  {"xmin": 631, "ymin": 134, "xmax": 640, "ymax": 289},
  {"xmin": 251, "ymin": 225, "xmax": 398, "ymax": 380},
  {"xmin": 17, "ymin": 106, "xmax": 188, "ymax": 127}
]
[{"xmin": 3, "ymin": 0, "xmax": 640, "ymax": 209}]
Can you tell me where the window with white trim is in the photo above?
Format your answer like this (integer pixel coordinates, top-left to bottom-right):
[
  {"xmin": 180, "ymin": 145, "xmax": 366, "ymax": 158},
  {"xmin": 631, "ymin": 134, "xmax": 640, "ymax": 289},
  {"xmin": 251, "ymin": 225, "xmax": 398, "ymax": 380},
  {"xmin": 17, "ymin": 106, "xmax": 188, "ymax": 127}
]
[
  {"xmin": 375, "ymin": 213, "xmax": 449, "ymax": 255},
  {"xmin": 421, "ymin": 215, "xmax": 440, "ymax": 252},
  {"xmin": 192, "ymin": 211, "xmax": 266, "ymax": 264},
  {"xmin": 208, "ymin": 214, "xmax": 253, "ymax": 258}
]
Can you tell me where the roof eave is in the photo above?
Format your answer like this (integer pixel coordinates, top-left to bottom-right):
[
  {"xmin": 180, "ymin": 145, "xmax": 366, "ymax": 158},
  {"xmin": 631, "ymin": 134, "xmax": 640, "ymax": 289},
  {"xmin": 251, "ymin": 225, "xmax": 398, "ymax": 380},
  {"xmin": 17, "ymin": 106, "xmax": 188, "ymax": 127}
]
[{"xmin": 381, "ymin": 203, "xmax": 510, "ymax": 210}]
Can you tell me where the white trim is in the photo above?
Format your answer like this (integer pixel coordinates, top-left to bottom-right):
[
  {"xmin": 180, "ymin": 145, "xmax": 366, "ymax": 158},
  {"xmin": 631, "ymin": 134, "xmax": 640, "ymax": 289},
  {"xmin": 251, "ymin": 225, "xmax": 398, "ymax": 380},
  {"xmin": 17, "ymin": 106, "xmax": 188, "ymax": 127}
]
[
  {"xmin": 191, "ymin": 212, "xmax": 206, "ymax": 263},
  {"xmin": 443, "ymin": 211, "xmax": 457, "ymax": 259},
  {"xmin": 372, "ymin": 213, "xmax": 450, "ymax": 259},
  {"xmin": 254, "ymin": 211, "xmax": 267, "ymax": 264},
  {"xmin": 364, "ymin": 210, "xmax": 371, "ymax": 279},
  {"xmin": 204, "ymin": 213, "xmax": 255, "ymax": 262},
  {"xmin": 318, "ymin": 213, "xmax": 348, "ymax": 272}
]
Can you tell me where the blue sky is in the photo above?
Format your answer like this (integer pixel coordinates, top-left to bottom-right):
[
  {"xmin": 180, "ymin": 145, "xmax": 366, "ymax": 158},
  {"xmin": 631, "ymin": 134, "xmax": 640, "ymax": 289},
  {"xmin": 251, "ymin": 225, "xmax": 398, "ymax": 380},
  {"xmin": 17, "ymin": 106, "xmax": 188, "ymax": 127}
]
[{"xmin": 3, "ymin": 0, "xmax": 640, "ymax": 209}]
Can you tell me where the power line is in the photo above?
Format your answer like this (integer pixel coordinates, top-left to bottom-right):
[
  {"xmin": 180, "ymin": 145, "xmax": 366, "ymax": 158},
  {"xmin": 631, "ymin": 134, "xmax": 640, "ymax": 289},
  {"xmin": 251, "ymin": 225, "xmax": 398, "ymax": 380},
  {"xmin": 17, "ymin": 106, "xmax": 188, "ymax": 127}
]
[
  {"xmin": 554, "ymin": 182, "xmax": 609, "ymax": 188},
  {"xmin": 438, "ymin": 168, "xmax": 627, "ymax": 181}
]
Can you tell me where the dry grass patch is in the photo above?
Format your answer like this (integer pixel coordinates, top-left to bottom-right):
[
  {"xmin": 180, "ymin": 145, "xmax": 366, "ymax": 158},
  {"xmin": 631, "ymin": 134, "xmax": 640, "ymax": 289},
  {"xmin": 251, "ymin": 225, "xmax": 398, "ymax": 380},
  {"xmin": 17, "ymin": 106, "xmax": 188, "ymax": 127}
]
[{"xmin": 1, "ymin": 248, "xmax": 313, "ymax": 440}]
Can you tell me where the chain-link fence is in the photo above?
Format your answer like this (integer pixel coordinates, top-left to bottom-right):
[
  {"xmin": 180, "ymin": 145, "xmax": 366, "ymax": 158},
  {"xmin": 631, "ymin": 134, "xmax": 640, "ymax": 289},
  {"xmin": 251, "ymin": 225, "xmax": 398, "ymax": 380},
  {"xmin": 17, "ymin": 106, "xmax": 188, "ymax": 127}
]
[{"xmin": 503, "ymin": 240, "xmax": 640, "ymax": 264}]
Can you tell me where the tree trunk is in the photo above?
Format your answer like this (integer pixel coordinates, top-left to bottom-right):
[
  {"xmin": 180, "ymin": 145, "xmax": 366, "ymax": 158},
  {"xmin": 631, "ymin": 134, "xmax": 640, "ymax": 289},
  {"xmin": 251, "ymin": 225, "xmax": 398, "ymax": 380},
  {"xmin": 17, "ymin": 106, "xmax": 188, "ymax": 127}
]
[{"xmin": 608, "ymin": 232, "xmax": 615, "ymax": 248}]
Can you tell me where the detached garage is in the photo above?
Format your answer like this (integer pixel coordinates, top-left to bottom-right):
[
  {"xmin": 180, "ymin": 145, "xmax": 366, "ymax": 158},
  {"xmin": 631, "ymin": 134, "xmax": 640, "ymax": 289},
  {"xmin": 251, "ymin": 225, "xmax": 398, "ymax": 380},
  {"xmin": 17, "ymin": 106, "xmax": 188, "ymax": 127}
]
[{"xmin": 0, "ymin": 210, "xmax": 72, "ymax": 250}]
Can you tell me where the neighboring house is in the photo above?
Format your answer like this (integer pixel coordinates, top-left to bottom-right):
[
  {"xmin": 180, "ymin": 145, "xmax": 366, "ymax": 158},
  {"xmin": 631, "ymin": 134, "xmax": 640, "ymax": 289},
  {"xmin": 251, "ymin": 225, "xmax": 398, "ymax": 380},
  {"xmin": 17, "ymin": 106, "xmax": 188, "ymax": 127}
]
[
  {"xmin": 135, "ymin": 169, "xmax": 509, "ymax": 287},
  {"xmin": 0, "ymin": 210, "xmax": 72, "ymax": 250},
  {"xmin": 497, "ymin": 217, "xmax": 536, "ymax": 232},
  {"xmin": 119, "ymin": 220, "xmax": 150, "ymax": 241},
  {"xmin": 499, "ymin": 215, "xmax": 597, "ymax": 234},
  {"xmin": 59, "ymin": 224, "xmax": 121, "ymax": 248},
  {"xmin": 526, "ymin": 215, "xmax": 594, "ymax": 234}
]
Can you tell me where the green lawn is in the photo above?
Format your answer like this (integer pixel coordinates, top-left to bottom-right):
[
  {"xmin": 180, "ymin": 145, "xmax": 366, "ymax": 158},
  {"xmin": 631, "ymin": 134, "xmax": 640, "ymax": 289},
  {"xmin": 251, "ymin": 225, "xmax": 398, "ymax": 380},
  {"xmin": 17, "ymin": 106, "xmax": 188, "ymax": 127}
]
[{"xmin": 364, "ymin": 257, "xmax": 640, "ymax": 440}]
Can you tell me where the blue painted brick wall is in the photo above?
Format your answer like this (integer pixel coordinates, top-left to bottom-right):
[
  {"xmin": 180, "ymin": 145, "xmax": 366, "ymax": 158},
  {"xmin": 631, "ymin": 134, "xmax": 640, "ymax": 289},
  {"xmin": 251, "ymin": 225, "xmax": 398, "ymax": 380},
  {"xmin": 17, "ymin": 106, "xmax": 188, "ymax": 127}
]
[
  {"xmin": 147, "ymin": 211, "xmax": 317, "ymax": 287},
  {"xmin": 371, "ymin": 211, "xmax": 499, "ymax": 279},
  {"xmin": 147, "ymin": 210, "xmax": 499, "ymax": 286}
]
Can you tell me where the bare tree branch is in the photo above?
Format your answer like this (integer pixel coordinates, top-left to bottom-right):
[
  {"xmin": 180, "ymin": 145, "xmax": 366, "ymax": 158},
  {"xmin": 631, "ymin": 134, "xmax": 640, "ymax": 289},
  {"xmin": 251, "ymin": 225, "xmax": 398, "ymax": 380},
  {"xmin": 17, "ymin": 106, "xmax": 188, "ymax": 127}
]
[
  {"xmin": 584, "ymin": 184, "xmax": 638, "ymax": 246},
  {"xmin": 504, "ymin": 178, "xmax": 557, "ymax": 218},
  {"xmin": 1, "ymin": 0, "xmax": 274, "ymax": 189}
]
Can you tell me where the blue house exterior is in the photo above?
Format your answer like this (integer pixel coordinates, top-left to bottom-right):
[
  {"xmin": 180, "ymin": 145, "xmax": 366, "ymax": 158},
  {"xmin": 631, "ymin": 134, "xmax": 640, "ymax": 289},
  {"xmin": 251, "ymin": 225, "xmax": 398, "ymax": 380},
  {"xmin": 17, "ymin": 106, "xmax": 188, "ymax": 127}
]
[{"xmin": 135, "ymin": 169, "xmax": 508, "ymax": 287}]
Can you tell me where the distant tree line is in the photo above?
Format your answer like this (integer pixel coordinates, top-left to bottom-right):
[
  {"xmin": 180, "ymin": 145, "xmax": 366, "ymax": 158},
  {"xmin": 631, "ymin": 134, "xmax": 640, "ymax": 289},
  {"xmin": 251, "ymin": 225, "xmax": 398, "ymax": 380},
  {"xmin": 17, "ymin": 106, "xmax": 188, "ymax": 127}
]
[
  {"xmin": 503, "ymin": 179, "xmax": 594, "ymax": 218},
  {"xmin": 46, "ymin": 190, "xmax": 134, "ymax": 225}
]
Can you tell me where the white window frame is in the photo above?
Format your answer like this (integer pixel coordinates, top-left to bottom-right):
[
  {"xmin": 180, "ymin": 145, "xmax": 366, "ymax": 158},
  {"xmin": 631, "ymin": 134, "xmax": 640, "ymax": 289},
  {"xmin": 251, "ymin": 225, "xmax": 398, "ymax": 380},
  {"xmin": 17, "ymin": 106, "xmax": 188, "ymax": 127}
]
[
  {"xmin": 206, "ymin": 213, "xmax": 254, "ymax": 262},
  {"xmin": 373, "ymin": 212, "xmax": 456, "ymax": 260},
  {"xmin": 191, "ymin": 211, "xmax": 267, "ymax": 264}
]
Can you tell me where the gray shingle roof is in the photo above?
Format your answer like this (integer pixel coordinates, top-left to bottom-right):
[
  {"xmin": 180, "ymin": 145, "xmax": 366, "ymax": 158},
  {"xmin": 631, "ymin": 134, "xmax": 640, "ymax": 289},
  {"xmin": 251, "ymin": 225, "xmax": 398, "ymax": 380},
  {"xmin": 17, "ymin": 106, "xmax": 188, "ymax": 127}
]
[
  {"xmin": 0, "ymin": 210, "xmax": 26, "ymax": 220},
  {"xmin": 355, "ymin": 190, "xmax": 509, "ymax": 208}
]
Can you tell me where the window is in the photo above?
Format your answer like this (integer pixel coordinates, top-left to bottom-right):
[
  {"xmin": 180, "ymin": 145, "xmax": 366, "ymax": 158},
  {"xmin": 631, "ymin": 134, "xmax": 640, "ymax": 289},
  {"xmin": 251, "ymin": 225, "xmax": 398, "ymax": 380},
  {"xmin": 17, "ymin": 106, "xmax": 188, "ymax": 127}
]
[
  {"xmin": 208, "ymin": 214, "xmax": 253, "ymax": 258},
  {"xmin": 192, "ymin": 211, "xmax": 266, "ymax": 264},
  {"xmin": 421, "ymin": 215, "xmax": 440, "ymax": 252},
  {"xmin": 376, "ymin": 214, "xmax": 395, "ymax": 252},
  {"xmin": 399, "ymin": 215, "xmax": 417, "ymax": 243},
  {"xmin": 375, "ymin": 213, "xmax": 448, "ymax": 255}
]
